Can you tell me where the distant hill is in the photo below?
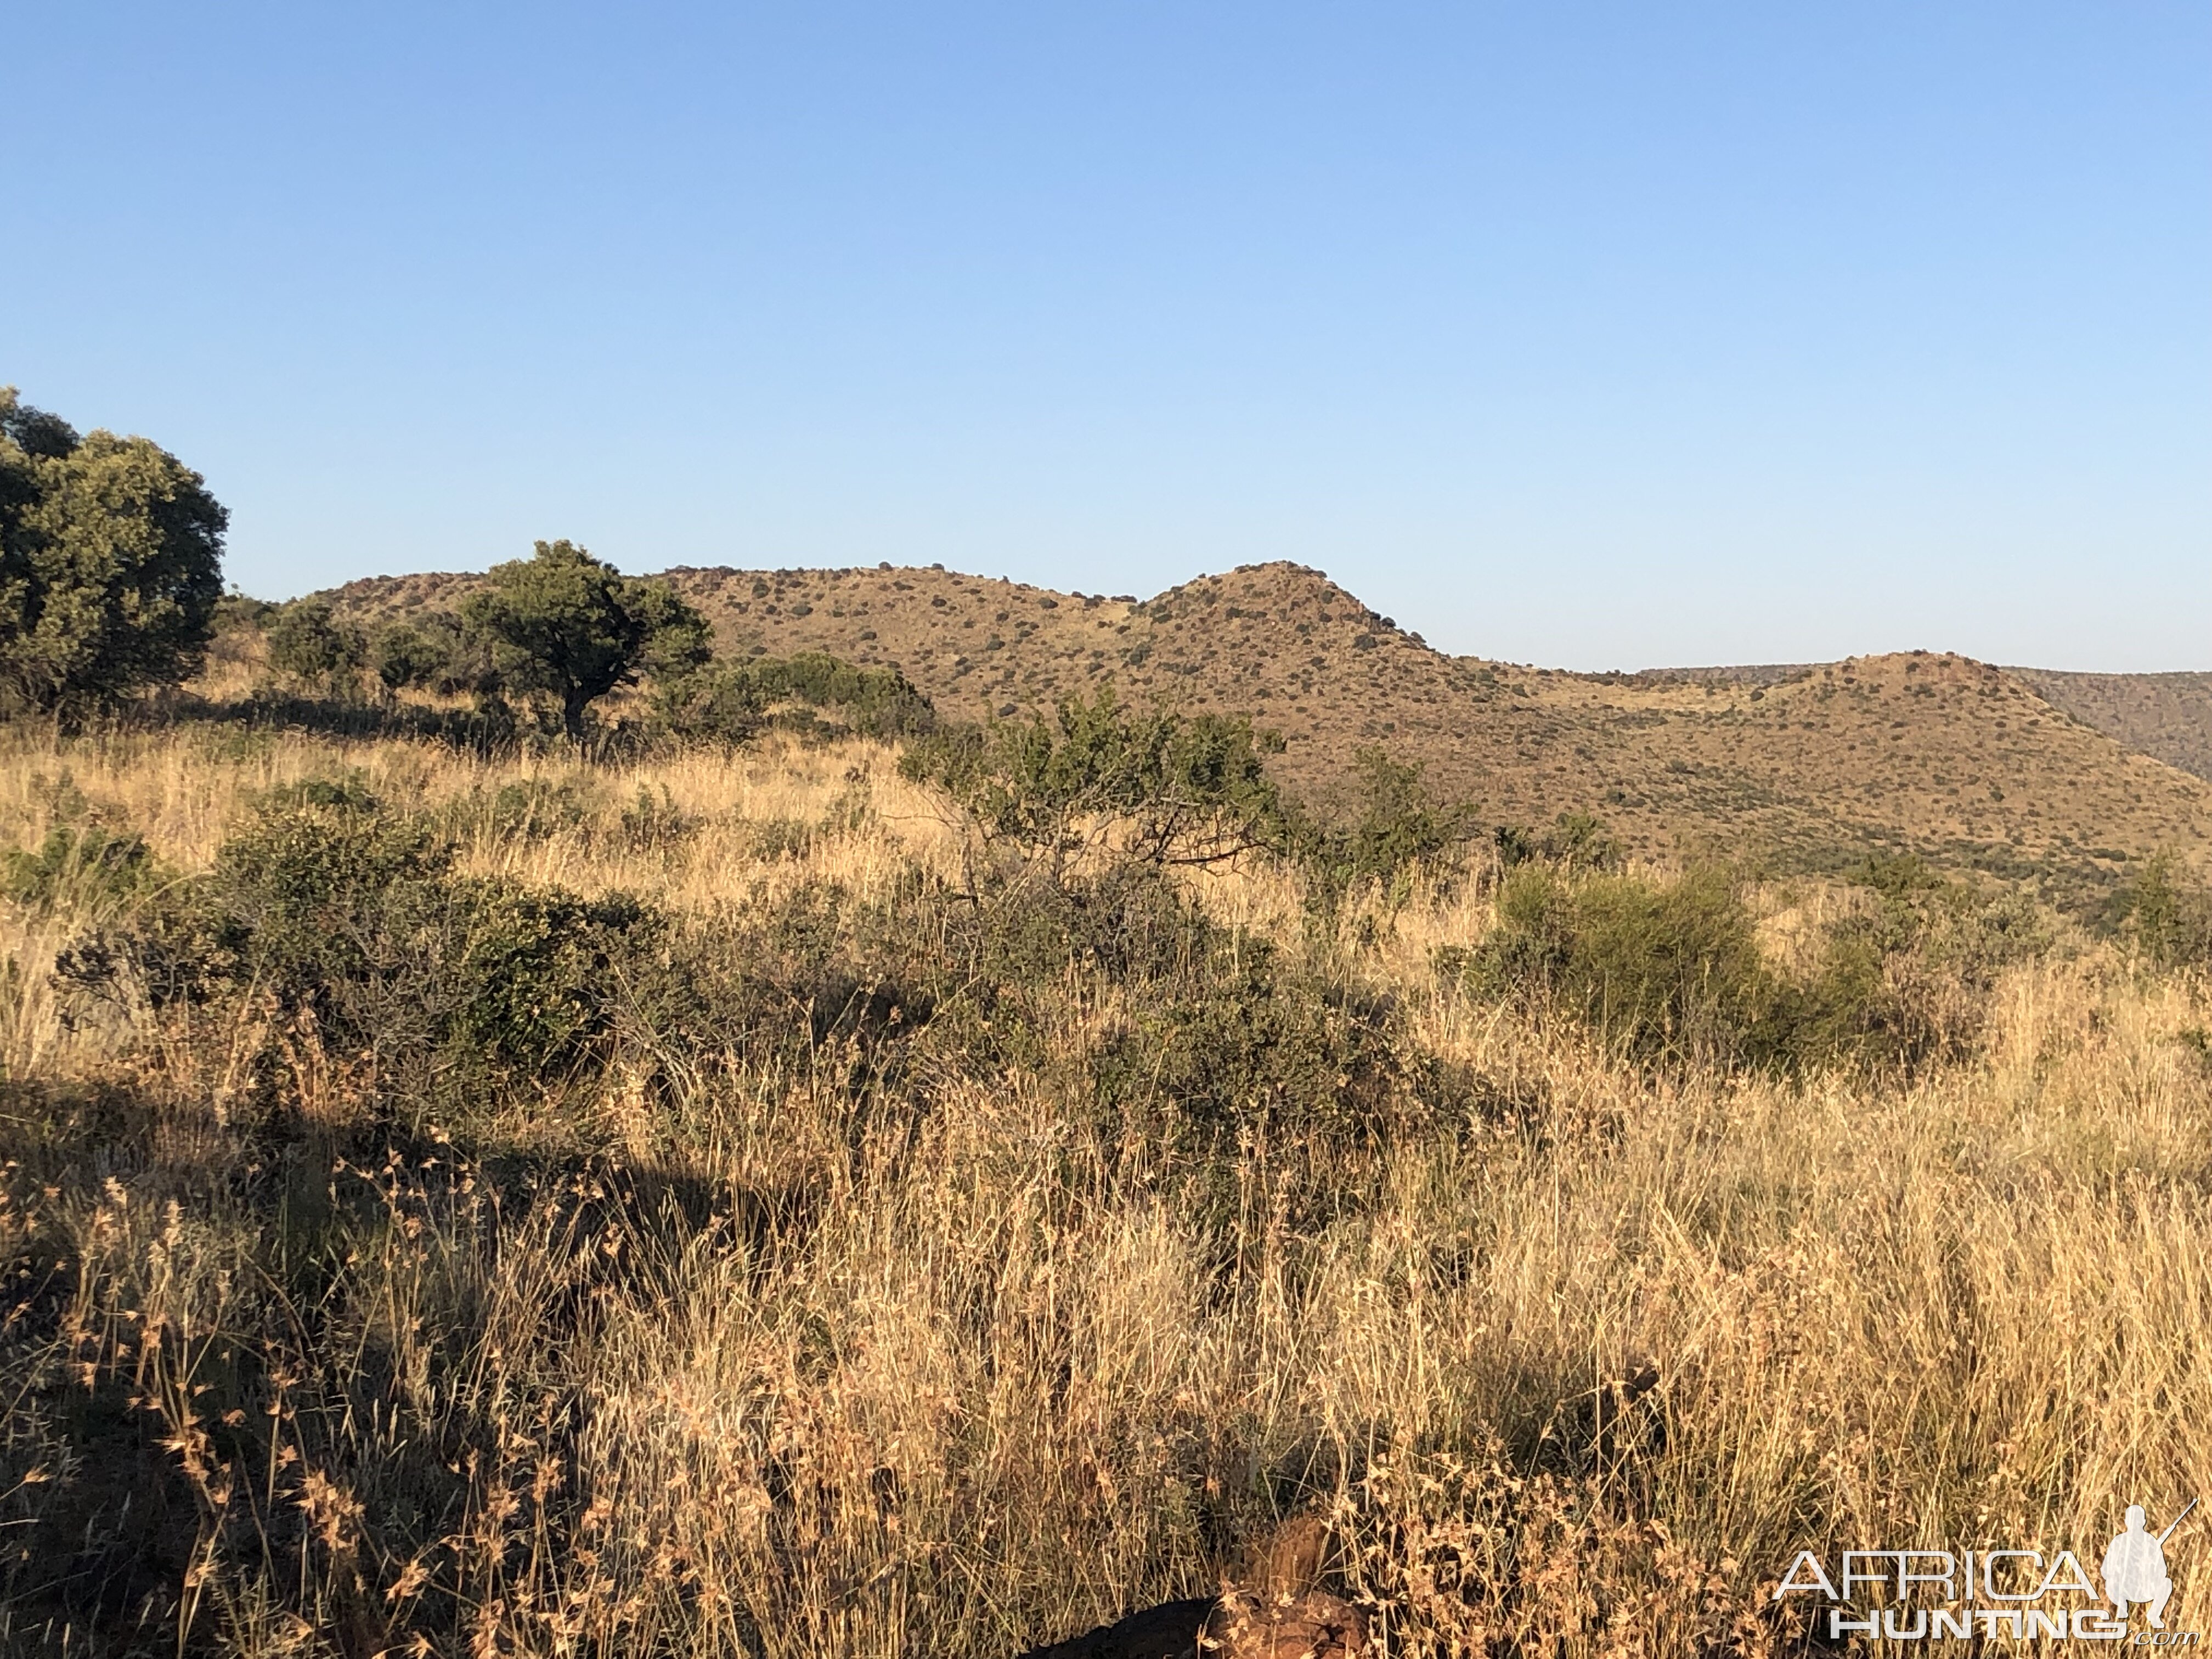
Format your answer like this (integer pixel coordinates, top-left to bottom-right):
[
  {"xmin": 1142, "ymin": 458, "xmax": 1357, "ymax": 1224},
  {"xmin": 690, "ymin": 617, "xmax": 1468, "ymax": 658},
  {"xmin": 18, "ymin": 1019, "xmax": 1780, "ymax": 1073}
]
[
  {"xmin": 321, "ymin": 562, "xmax": 2212, "ymax": 904},
  {"xmin": 2006, "ymin": 669, "xmax": 2212, "ymax": 785}
]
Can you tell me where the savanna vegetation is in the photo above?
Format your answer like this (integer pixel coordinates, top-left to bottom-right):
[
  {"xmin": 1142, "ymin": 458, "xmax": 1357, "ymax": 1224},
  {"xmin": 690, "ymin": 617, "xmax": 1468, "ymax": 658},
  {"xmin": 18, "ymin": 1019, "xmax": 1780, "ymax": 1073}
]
[{"xmin": 3, "ymin": 391, "xmax": 2210, "ymax": 1656}]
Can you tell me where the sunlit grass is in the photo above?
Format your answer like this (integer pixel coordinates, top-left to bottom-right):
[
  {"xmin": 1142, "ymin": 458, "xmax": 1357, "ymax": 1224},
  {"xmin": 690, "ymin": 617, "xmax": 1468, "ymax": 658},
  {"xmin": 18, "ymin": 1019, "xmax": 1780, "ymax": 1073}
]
[{"xmin": 1, "ymin": 721, "xmax": 2208, "ymax": 1656}]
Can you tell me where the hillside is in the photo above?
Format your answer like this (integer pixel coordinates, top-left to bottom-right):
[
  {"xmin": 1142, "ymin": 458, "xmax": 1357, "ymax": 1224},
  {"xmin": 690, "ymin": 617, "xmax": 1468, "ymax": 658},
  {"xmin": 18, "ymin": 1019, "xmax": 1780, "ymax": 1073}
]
[
  {"xmin": 1627, "ymin": 661, "xmax": 2212, "ymax": 788},
  {"xmin": 2008, "ymin": 668, "xmax": 2212, "ymax": 784},
  {"xmin": 323, "ymin": 561, "xmax": 2212, "ymax": 900}
]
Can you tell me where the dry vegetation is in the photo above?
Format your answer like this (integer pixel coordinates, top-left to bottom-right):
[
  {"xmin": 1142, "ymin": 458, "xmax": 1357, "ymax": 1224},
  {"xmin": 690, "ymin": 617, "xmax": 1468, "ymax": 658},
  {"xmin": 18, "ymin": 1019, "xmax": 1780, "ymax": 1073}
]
[
  {"xmin": 323, "ymin": 563, "xmax": 2212, "ymax": 906},
  {"xmin": 3, "ymin": 707, "xmax": 2210, "ymax": 1658},
  {"xmin": 2011, "ymin": 668, "xmax": 2212, "ymax": 787}
]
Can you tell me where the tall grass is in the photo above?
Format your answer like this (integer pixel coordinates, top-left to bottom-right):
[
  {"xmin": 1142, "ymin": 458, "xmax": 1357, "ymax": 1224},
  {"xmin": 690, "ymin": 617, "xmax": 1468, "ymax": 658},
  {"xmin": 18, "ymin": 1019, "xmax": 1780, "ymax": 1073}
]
[{"xmin": 1, "ymin": 724, "xmax": 2208, "ymax": 1656}]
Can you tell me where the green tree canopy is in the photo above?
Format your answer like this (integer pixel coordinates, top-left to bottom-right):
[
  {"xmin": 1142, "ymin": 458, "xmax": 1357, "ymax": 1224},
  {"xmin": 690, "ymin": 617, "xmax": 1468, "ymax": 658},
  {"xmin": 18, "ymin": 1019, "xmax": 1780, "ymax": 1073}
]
[
  {"xmin": 266, "ymin": 598, "xmax": 363, "ymax": 690},
  {"xmin": 459, "ymin": 539, "xmax": 709, "ymax": 738},
  {"xmin": 0, "ymin": 388, "xmax": 228, "ymax": 713},
  {"xmin": 902, "ymin": 684, "xmax": 1288, "ymax": 884}
]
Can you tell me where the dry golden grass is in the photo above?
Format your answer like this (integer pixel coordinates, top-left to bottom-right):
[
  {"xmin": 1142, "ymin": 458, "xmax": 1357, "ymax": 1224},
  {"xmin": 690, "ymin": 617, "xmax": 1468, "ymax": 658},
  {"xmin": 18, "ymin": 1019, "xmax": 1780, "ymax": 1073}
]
[
  {"xmin": 3, "ymin": 724, "xmax": 2210, "ymax": 1656},
  {"xmin": 323, "ymin": 562, "xmax": 2212, "ymax": 888}
]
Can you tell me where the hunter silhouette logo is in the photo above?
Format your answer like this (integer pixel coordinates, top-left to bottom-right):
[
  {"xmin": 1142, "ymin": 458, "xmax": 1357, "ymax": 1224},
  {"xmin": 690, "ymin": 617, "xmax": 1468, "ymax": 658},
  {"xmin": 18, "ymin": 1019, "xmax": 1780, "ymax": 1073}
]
[
  {"xmin": 2105, "ymin": 1502, "xmax": 2193, "ymax": 1630},
  {"xmin": 1774, "ymin": 1499, "xmax": 2202, "ymax": 1643}
]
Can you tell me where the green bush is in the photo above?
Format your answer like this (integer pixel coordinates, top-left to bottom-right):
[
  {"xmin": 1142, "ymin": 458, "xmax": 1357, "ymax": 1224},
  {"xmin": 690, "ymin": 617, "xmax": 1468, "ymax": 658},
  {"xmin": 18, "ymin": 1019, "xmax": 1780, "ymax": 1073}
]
[
  {"xmin": 2120, "ymin": 851, "xmax": 2212, "ymax": 969},
  {"xmin": 1465, "ymin": 863, "xmax": 1785, "ymax": 1067},
  {"xmin": 266, "ymin": 598, "xmax": 364, "ymax": 690},
  {"xmin": 902, "ymin": 685, "xmax": 1285, "ymax": 883},
  {"xmin": 1091, "ymin": 944, "xmax": 1415, "ymax": 1148},
  {"xmin": 1455, "ymin": 854, "xmax": 2052, "ymax": 1074},
  {"xmin": 2, "ymin": 823, "xmax": 159, "ymax": 911},
  {"xmin": 1295, "ymin": 749, "xmax": 1471, "ymax": 915},
  {"xmin": 664, "ymin": 650, "xmax": 936, "ymax": 743},
  {"xmin": 62, "ymin": 783, "xmax": 658, "ymax": 1090}
]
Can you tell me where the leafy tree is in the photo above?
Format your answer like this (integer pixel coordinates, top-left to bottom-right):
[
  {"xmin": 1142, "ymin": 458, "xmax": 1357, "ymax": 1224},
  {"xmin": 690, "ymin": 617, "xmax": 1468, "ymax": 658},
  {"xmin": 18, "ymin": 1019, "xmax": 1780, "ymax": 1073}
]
[
  {"xmin": 371, "ymin": 622, "xmax": 447, "ymax": 692},
  {"xmin": 902, "ymin": 684, "xmax": 1286, "ymax": 887},
  {"xmin": 0, "ymin": 388, "xmax": 227, "ymax": 712},
  {"xmin": 266, "ymin": 598, "xmax": 363, "ymax": 690},
  {"xmin": 459, "ymin": 539, "xmax": 708, "ymax": 738},
  {"xmin": 1295, "ymin": 749, "xmax": 1471, "ymax": 913}
]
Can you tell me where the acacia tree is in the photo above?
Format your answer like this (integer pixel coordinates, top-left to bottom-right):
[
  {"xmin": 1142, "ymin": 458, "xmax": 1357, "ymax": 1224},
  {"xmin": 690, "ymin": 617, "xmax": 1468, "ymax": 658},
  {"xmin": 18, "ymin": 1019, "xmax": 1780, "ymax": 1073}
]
[
  {"xmin": 0, "ymin": 388, "xmax": 227, "ymax": 713},
  {"xmin": 460, "ymin": 539, "xmax": 708, "ymax": 738}
]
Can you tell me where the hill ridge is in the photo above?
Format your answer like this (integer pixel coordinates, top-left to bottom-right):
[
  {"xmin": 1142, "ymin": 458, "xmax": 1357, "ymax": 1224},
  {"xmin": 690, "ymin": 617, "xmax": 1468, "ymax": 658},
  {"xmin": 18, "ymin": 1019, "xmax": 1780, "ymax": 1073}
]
[{"xmin": 320, "ymin": 561, "xmax": 2212, "ymax": 899}]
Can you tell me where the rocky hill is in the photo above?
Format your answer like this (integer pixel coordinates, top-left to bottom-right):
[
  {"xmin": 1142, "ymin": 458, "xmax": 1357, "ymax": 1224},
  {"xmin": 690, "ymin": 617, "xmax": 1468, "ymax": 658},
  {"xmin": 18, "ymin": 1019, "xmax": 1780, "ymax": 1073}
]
[{"xmin": 323, "ymin": 561, "xmax": 2212, "ymax": 902}]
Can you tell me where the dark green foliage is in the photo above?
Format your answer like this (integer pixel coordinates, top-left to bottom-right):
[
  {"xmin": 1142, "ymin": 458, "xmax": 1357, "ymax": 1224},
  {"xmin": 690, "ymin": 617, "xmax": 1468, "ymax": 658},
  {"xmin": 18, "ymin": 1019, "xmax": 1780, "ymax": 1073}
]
[
  {"xmin": 64, "ymin": 783, "xmax": 658, "ymax": 1090},
  {"xmin": 266, "ymin": 598, "xmax": 363, "ymax": 689},
  {"xmin": 663, "ymin": 651, "xmax": 936, "ymax": 743},
  {"xmin": 212, "ymin": 590, "xmax": 275, "ymax": 634},
  {"xmin": 902, "ymin": 685, "xmax": 1286, "ymax": 878},
  {"xmin": 2, "ymin": 823, "xmax": 157, "ymax": 911},
  {"xmin": 1466, "ymin": 864, "xmax": 1784, "ymax": 1067},
  {"xmin": 0, "ymin": 387, "xmax": 227, "ymax": 713},
  {"xmin": 371, "ymin": 620, "xmax": 448, "ymax": 691},
  {"xmin": 441, "ymin": 883, "xmax": 654, "ymax": 1073},
  {"xmin": 2119, "ymin": 851, "xmax": 2212, "ymax": 969},
  {"xmin": 1797, "ymin": 856, "xmax": 2050, "ymax": 1069},
  {"xmin": 630, "ymin": 577, "xmax": 717, "ymax": 687},
  {"xmin": 1091, "ymin": 941, "xmax": 1414, "ymax": 1149},
  {"xmin": 1296, "ymin": 749, "xmax": 1472, "ymax": 913},
  {"xmin": 1455, "ymin": 853, "xmax": 2051, "ymax": 1073},
  {"xmin": 368, "ymin": 609, "xmax": 499, "ymax": 697},
  {"xmin": 459, "ymin": 540, "xmax": 709, "ymax": 738}
]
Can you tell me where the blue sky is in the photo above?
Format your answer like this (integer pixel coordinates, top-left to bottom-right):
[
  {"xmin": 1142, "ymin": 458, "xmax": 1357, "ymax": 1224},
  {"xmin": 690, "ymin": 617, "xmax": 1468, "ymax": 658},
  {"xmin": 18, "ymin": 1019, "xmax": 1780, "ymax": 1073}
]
[{"xmin": 9, "ymin": 3, "xmax": 2207, "ymax": 670}]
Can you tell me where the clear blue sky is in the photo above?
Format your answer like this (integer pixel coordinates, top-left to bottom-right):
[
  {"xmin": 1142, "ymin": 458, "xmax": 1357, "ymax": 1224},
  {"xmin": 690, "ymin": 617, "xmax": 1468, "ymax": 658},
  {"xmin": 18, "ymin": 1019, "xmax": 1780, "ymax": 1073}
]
[{"xmin": 9, "ymin": 3, "xmax": 2208, "ymax": 670}]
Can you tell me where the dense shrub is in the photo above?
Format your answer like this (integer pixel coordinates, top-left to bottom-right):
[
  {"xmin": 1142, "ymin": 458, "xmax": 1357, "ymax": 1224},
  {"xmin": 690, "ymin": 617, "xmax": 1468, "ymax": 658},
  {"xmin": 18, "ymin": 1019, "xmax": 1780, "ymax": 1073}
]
[
  {"xmin": 1464, "ymin": 863, "xmax": 1785, "ymax": 1068},
  {"xmin": 902, "ymin": 685, "xmax": 1286, "ymax": 882},
  {"xmin": 1294, "ymin": 749, "xmax": 1471, "ymax": 915},
  {"xmin": 1454, "ymin": 854, "xmax": 2051, "ymax": 1074},
  {"xmin": 1091, "ymin": 944, "xmax": 1414, "ymax": 1148},
  {"xmin": 265, "ymin": 597, "xmax": 364, "ymax": 690},
  {"xmin": 1802, "ymin": 855, "xmax": 2051, "ymax": 1066},
  {"xmin": 61, "ymin": 782, "xmax": 658, "ymax": 1092},
  {"xmin": 2120, "ymin": 851, "xmax": 2212, "ymax": 969},
  {"xmin": 663, "ymin": 650, "xmax": 936, "ymax": 743},
  {"xmin": 2, "ymin": 822, "xmax": 159, "ymax": 911}
]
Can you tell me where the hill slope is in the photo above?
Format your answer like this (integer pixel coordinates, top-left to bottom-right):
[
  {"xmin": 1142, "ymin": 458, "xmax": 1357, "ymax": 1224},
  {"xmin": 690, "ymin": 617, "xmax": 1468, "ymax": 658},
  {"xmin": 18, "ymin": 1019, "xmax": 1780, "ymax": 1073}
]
[
  {"xmin": 2007, "ymin": 668, "xmax": 2212, "ymax": 785},
  {"xmin": 323, "ymin": 562, "xmax": 2212, "ymax": 899}
]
